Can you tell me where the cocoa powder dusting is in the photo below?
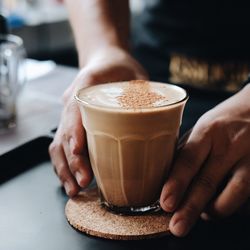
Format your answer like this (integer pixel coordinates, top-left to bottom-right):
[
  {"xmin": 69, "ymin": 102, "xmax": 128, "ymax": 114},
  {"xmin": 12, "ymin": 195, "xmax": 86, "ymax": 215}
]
[{"xmin": 117, "ymin": 80, "xmax": 165, "ymax": 109}]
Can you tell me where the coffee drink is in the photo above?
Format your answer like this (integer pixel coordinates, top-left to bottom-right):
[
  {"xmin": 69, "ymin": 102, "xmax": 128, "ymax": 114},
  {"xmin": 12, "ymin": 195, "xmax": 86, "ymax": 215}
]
[{"xmin": 76, "ymin": 80, "xmax": 188, "ymax": 214}]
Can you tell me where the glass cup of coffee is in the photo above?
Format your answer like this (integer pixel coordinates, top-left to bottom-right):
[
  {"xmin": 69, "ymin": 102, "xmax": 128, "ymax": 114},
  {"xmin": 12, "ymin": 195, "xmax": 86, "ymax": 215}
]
[
  {"xmin": 0, "ymin": 34, "xmax": 26, "ymax": 133},
  {"xmin": 75, "ymin": 80, "xmax": 188, "ymax": 214}
]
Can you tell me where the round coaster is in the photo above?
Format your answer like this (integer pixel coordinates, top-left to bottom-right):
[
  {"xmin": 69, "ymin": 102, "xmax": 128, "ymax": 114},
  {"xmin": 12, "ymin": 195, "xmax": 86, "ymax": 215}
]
[{"xmin": 65, "ymin": 188, "xmax": 171, "ymax": 240}]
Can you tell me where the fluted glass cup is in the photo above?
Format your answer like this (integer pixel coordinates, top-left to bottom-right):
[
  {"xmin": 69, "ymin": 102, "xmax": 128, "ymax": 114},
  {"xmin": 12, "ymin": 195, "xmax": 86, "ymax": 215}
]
[{"xmin": 75, "ymin": 82, "xmax": 188, "ymax": 214}]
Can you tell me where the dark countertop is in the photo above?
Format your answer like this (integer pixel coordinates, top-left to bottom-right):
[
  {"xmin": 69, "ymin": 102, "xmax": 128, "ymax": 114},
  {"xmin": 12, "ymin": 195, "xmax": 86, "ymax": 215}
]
[{"xmin": 1, "ymin": 68, "xmax": 248, "ymax": 249}]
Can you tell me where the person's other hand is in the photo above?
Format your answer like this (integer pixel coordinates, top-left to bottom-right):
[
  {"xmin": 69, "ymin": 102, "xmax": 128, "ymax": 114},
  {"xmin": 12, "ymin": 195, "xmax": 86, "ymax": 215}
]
[
  {"xmin": 49, "ymin": 46, "xmax": 148, "ymax": 197},
  {"xmin": 160, "ymin": 84, "xmax": 250, "ymax": 237}
]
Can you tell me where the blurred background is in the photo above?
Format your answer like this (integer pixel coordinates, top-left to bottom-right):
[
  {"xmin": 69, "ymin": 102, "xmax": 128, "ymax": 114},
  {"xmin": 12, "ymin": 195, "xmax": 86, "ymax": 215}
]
[
  {"xmin": 0, "ymin": 0, "xmax": 144, "ymax": 67},
  {"xmin": 0, "ymin": 0, "xmax": 148, "ymax": 150},
  {"xmin": 0, "ymin": 0, "xmax": 77, "ymax": 66}
]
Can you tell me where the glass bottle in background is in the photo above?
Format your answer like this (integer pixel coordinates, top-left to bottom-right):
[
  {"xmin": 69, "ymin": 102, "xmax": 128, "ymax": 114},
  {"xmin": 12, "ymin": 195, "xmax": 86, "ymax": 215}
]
[{"xmin": 0, "ymin": 14, "xmax": 26, "ymax": 133}]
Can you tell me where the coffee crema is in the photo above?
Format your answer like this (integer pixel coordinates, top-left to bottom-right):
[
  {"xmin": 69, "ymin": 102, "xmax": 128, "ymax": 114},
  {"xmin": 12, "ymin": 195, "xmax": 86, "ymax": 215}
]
[{"xmin": 78, "ymin": 80, "xmax": 186, "ymax": 110}]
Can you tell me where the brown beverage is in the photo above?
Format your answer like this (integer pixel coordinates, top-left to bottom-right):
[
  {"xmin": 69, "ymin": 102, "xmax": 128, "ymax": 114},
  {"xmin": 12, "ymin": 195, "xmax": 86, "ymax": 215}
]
[{"xmin": 76, "ymin": 81, "xmax": 188, "ymax": 214}]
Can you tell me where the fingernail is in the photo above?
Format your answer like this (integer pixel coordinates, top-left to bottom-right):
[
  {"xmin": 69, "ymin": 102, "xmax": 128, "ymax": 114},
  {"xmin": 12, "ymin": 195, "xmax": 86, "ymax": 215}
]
[
  {"xmin": 172, "ymin": 220, "xmax": 189, "ymax": 237},
  {"xmin": 163, "ymin": 195, "xmax": 176, "ymax": 211},
  {"xmin": 75, "ymin": 171, "xmax": 85, "ymax": 187},
  {"xmin": 64, "ymin": 181, "xmax": 72, "ymax": 196}
]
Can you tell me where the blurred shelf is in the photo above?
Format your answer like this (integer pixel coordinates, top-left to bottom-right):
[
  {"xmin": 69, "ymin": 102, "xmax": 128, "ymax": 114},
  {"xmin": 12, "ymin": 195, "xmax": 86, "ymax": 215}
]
[{"xmin": 11, "ymin": 19, "xmax": 77, "ymax": 66}]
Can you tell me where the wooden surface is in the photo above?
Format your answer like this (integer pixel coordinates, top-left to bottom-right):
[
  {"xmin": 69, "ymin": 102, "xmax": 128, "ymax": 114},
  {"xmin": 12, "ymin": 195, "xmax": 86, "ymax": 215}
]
[{"xmin": 0, "ymin": 64, "xmax": 78, "ymax": 155}]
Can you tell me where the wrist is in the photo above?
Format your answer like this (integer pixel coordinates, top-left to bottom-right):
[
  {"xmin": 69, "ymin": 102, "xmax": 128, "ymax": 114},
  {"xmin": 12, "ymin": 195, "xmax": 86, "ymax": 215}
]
[
  {"xmin": 78, "ymin": 44, "xmax": 130, "ymax": 68},
  {"xmin": 77, "ymin": 22, "xmax": 130, "ymax": 68}
]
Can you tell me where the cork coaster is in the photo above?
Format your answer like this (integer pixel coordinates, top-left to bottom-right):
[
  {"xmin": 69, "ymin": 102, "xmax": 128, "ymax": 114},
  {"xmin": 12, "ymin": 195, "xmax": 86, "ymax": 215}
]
[{"xmin": 65, "ymin": 188, "xmax": 171, "ymax": 240}]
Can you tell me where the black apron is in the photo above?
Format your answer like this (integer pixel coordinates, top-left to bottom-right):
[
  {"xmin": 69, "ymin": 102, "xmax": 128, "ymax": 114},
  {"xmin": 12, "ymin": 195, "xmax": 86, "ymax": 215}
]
[{"xmin": 132, "ymin": 0, "xmax": 250, "ymax": 82}]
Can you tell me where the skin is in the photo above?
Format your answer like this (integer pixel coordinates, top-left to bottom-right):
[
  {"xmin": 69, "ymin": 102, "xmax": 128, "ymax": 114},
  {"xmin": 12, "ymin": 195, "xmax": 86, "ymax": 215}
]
[
  {"xmin": 160, "ymin": 84, "xmax": 250, "ymax": 236},
  {"xmin": 49, "ymin": 0, "xmax": 147, "ymax": 196},
  {"xmin": 49, "ymin": 0, "xmax": 250, "ymax": 237}
]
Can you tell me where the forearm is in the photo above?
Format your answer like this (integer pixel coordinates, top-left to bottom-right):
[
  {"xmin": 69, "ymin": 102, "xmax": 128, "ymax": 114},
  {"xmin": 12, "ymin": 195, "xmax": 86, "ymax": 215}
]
[{"xmin": 65, "ymin": 0, "xmax": 130, "ymax": 67}]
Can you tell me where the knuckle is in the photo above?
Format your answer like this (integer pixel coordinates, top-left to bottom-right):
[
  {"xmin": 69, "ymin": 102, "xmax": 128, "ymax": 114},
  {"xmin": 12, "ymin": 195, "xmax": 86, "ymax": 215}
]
[
  {"xmin": 195, "ymin": 118, "xmax": 209, "ymax": 133},
  {"xmin": 196, "ymin": 115, "xmax": 212, "ymax": 132},
  {"xmin": 88, "ymin": 73, "xmax": 100, "ymax": 84},
  {"xmin": 84, "ymin": 171, "xmax": 93, "ymax": 184},
  {"xmin": 49, "ymin": 142, "xmax": 57, "ymax": 155},
  {"xmin": 209, "ymin": 116, "xmax": 226, "ymax": 130},
  {"xmin": 70, "ymin": 138, "xmax": 82, "ymax": 154},
  {"xmin": 68, "ymin": 157, "xmax": 82, "ymax": 173},
  {"xmin": 57, "ymin": 165, "xmax": 69, "ymax": 181},
  {"xmin": 69, "ymin": 185, "xmax": 79, "ymax": 196},
  {"xmin": 61, "ymin": 131, "xmax": 70, "ymax": 142},
  {"xmin": 197, "ymin": 115, "xmax": 224, "ymax": 134},
  {"xmin": 84, "ymin": 70, "xmax": 101, "ymax": 85},
  {"xmin": 195, "ymin": 174, "xmax": 216, "ymax": 192},
  {"xmin": 183, "ymin": 202, "xmax": 200, "ymax": 216}
]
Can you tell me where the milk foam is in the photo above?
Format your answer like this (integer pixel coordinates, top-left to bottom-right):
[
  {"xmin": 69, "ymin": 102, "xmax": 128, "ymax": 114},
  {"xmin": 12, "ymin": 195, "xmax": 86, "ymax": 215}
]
[{"xmin": 77, "ymin": 81, "xmax": 187, "ymax": 109}]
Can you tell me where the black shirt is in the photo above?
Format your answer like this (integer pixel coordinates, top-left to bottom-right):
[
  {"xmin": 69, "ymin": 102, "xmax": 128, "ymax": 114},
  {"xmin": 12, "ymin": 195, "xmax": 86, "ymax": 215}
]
[{"xmin": 132, "ymin": 0, "xmax": 250, "ymax": 80}]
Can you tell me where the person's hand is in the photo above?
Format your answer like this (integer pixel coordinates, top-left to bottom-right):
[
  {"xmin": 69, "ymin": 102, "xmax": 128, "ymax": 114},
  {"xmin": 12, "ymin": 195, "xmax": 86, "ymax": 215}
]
[
  {"xmin": 160, "ymin": 84, "xmax": 250, "ymax": 237},
  {"xmin": 49, "ymin": 46, "xmax": 148, "ymax": 197}
]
